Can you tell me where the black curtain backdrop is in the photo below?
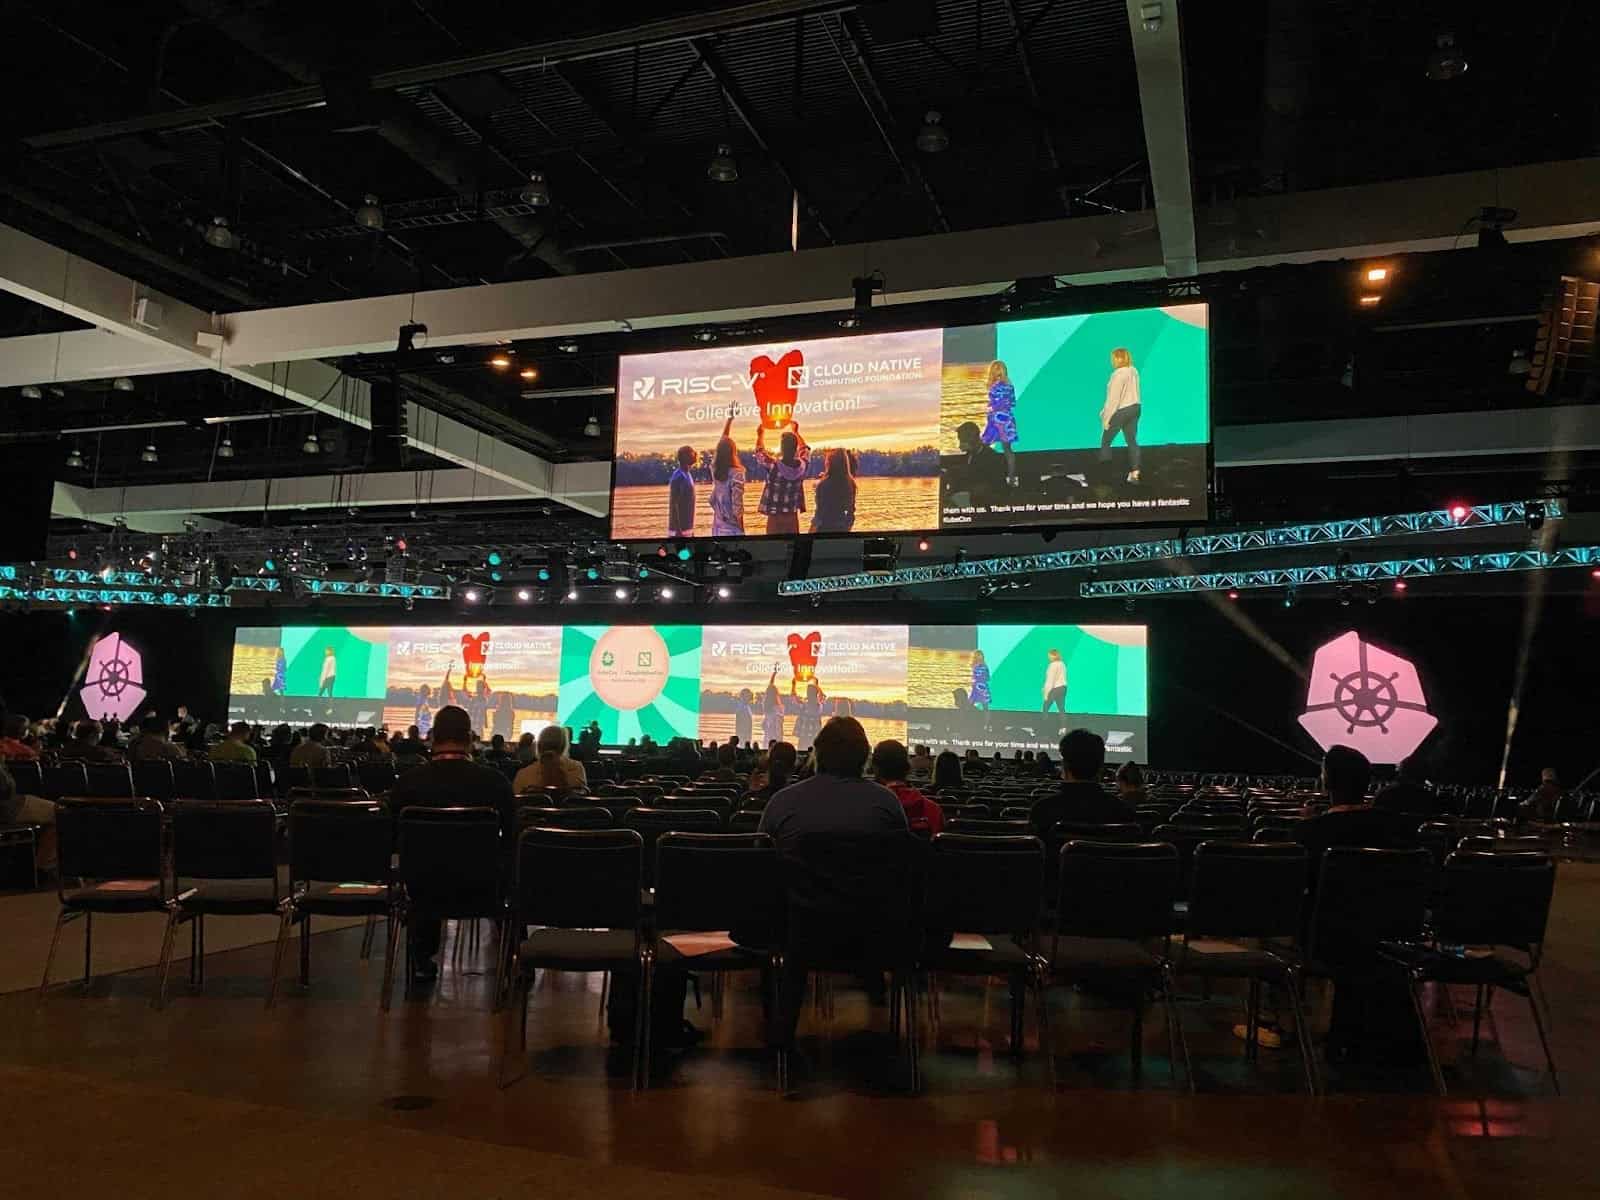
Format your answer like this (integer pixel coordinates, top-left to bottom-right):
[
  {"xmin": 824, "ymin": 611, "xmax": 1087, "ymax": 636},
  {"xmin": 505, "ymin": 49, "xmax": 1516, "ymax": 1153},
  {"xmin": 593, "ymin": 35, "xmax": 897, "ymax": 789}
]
[{"xmin": 2, "ymin": 590, "xmax": 1594, "ymax": 787}]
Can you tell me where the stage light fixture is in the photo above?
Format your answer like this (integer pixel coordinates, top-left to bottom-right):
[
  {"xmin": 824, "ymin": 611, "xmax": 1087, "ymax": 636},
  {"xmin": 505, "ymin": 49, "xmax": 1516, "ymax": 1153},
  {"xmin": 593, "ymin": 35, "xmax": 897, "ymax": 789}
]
[
  {"xmin": 217, "ymin": 433, "xmax": 234, "ymax": 459},
  {"xmin": 139, "ymin": 440, "xmax": 159, "ymax": 463},
  {"xmin": 486, "ymin": 551, "xmax": 504, "ymax": 567},
  {"xmin": 204, "ymin": 216, "xmax": 238, "ymax": 250},
  {"xmin": 1508, "ymin": 349, "xmax": 1532, "ymax": 377},
  {"xmin": 355, "ymin": 194, "xmax": 384, "ymax": 230},
  {"xmin": 112, "ymin": 376, "xmax": 135, "ymax": 392},
  {"xmin": 676, "ymin": 545, "xmax": 693, "ymax": 562},
  {"xmin": 1395, "ymin": 580, "xmax": 1408, "ymax": 592},
  {"xmin": 20, "ymin": 384, "xmax": 42, "ymax": 399},
  {"xmin": 302, "ymin": 431, "xmax": 321, "ymax": 455},
  {"xmin": 659, "ymin": 586, "xmax": 674, "ymax": 600},
  {"xmin": 1525, "ymin": 500, "xmax": 1546, "ymax": 531},
  {"xmin": 863, "ymin": 537, "xmax": 899, "ymax": 573},
  {"xmin": 66, "ymin": 544, "xmax": 79, "ymax": 561},
  {"xmin": 691, "ymin": 328, "xmax": 718, "ymax": 343},
  {"xmin": 557, "ymin": 340, "xmax": 580, "ymax": 354},
  {"xmin": 915, "ymin": 110, "xmax": 949, "ymax": 153},
  {"xmin": 464, "ymin": 587, "xmax": 481, "ymax": 603},
  {"xmin": 583, "ymin": 415, "xmax": 601, "ymax": 438},
  {"xmin": 917, "ymin": 537, "xmax": 931, "ymax": 552},
  {"xmin": 566, "ymin": 588, "xmax": 578, "ymax": 601},
  {"xmin": 517, "ymin": 588, "xmax": 532, "ymax": 602},
  {"xmin": 1364, "ymin": 266, "xmax": 1390, "ymax": 284},
  {"xmin": 519, "ymin": 366, "xmax": 539, "ymax": 382},
  {"xmin": 1227, "ymin": 589, "xmax": 1239, "ymax": 600},
  {"xmin": 1592, "ymin": 568, "xmax": 1600, "ymax": 581},
  {"xmin": 614, "ymin": 586, "xmax": 629, "ymax": 600},
  {"xmin": 637, "ymin": 566, "xmax": 650, "ymax": 580},
  {"xmin": 1358, "ymin": 294, "xmax": 1381, "ymax": 307},
  {"xmin": 519, "ymin": 171, "xmax": 551, "ymax": 207},
  {"xmin": 1283, "ymin": 587, "xmax": 1297, "ymax": 609},
  {"xmin": 1448, "ymin": 502, "xmax": 1470, "ymax": 521},
  {"xmin": 537, "ymin": 567, "xmax": 552, "ymax": 582},
  {"xmin": 393, "ymin": 536, "xmax": 408, "ymax": 553},
  {"xmin": 65, "ymin": 444, "xmax": 85, "ymax": 469},
  {"xmin": 656, "ymin": 545, "xmax": 670, "ymax": 558},
  {"xmin": 403, "ymin": 596, "xmax": 415, "ymax": 611},
  {"xmin": 586, "ymin": 567, "xmax": 600, "ymax": 581},
  {"xmin": 1425, "ymin": 32, "xmax": 1468, "ymax": 81},
  {"xmin": 707, "ymin": 144, "xmax": 738, "ymax": 183},
  {"xmin": 716, "ymin": 585, "xmax": 731, "ymax": 599},
  {"xmin": 397, "ymin": 322, "xmax": 427, "ymax": 352},
  {"xmin": 490, "ymin": 353, "xmax": 513, "ymax": 370}
]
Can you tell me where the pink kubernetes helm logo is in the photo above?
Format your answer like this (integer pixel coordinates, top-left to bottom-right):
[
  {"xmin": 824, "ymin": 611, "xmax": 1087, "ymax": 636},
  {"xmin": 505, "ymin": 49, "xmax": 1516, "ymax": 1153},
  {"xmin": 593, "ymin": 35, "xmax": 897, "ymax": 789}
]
[{"xmin": 1297, "ymin": 631, "xmax": 1438, "ymax": 764}]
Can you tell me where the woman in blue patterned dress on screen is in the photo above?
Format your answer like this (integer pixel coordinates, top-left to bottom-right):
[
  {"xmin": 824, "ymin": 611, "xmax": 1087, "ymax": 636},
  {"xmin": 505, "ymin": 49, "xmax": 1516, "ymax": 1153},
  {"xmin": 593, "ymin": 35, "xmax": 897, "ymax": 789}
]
[
  {"xmin": 981, "ymin": 360, "xmax": 1018, "ymax": 488},
  {"xmin": 969, "ymin": 650, "xmax": 992, "ymax": 711}
]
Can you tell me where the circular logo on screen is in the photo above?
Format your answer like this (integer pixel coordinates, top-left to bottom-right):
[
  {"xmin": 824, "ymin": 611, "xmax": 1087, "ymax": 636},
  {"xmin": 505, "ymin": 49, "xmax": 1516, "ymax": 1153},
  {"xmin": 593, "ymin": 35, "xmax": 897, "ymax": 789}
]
[{"xmin": 589, "ymin": 627, "xmax": 671, "ymax": 711}]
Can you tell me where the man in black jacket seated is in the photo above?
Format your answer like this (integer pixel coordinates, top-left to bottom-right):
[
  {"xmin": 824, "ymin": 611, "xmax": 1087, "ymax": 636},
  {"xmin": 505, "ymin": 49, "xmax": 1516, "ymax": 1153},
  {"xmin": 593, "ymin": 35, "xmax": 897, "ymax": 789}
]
[
  {"xmin": 389, "ymin": 704, "xmax": 515, "ymax": 981},
  {"xmin": 1028, "ymin": 728, "xmax": 1137, "ymax": 837},
  {"xmin": 1373, "ymin": 754, "xmax": 1443, "ymax": 817}
]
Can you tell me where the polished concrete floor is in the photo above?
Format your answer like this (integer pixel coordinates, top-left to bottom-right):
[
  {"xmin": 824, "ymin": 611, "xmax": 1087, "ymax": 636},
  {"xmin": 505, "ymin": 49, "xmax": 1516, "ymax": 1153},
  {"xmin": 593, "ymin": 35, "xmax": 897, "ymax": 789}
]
[{"xmin": 5, "ymin": 862, "xmax": 1599, "ymax": 1199}]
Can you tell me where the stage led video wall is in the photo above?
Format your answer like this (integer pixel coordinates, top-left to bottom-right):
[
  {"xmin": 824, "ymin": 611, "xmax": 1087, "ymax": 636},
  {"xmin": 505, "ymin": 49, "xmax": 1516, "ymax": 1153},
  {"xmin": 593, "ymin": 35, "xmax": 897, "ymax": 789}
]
[
  {"xmin": 610, "ymin": 303, "xmax": 1209, "ymax": 539},
  {"xmin": 227, "ymin": 623, "xmax": 1149, "ymax": 757}
]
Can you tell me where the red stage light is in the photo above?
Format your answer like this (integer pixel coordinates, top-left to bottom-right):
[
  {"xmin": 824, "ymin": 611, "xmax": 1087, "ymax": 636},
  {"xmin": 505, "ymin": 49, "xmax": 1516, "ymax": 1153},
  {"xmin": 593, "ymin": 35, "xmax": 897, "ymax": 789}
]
[
  {"xmin": 1448, "ymin": 503, "xmax": 1469, "ymax": 520},
  {"xmin": 393, "ymin": 536, "xmax": 408, "ymax": 553},
  {"xmin": 1227, "ymin": 589, "xmax": 1239, "ymax": 600},
  {"xmin": 1395, "ymin": 580, "xmax": 1408, "ymax": 591},
  {"xmin": 917, "ymin": 538, "xmax": 931, "ymax": 552},
  {"xmin": 1591, "ymin": 568, "xmax": 1600, "ymax": 580}
]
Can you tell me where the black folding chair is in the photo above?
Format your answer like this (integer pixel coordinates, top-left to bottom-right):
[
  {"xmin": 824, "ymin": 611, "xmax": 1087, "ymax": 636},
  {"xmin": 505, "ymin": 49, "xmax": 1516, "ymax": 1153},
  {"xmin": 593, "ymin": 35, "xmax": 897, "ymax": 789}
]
[
  {"xmin": 1381, "ymin": 850, "xmax": 1559, "ymax": 1094},
  {"xmin": 947, "ymin": 817, "xmax": 1031, "ymax": 836},
  {"xmin": 644, "ymin": 832, "xmax": 785, "ymax": 1087},
  {"xmin": 165, "ymin": 799, "xmax": 282, "ymax": 994},
  {"xmin": 82, "ymin": 763, "xmax": 133, "ymax": 798},
  {"xmin": 1044, "ymin": 840, "xmax": 1187, "ymax": 1087},
  {"xmin": 357, "ymin": 761, "xmax": 398, "ymax": 794},
  {"xmin": 501, "ymin": 828, "xmax": 645, "ymax": 1088},
  {"xmin": 40, "ymin": 762, "xmax": 87, "ymax": 801},
  {"xmin": 131, "ymin": 760, "xmax": 175, "ymax": 801},
  {"xmin": 621, "ymin": 807, "xmax": 723, "ymax": 886},
  {"xmin": 390, "ymin": 806, "xmax": 506, "ymax": 1004},
  {"xmin": 172, "ymin": 760, "xmax": 217, "ymax": 800},
  {"xmin": 1173, "ymin": 841, "xmax": 1318, "ymax": 1093},
  {"xmin": 272, "ymin": 799, "xmax": 395, "ymax": 1009},
  {"xmin": 313, "ymin": 764, "xmax": 354, "ymax": 789},
  {"xmin": 40, "ymin": 797, "xmax": 174, "ymax": 1003},
  {"xmin": 212, "ymin": 761, "xmax": 259, "ymax": 800},
  {"xmin": 517, "ymin": 805, "xmax": 613, "ymax": 831},
  {"xmin": 8, "ymin": 760, "xmax": 44, "ymax": 796},
  {"xmin": 919, "ymin": 834, "xmax": 1049, "ymax": 1077},
  {"xmin": 729, "ymin": 810, "xmax": 763, "ymax": 833}
]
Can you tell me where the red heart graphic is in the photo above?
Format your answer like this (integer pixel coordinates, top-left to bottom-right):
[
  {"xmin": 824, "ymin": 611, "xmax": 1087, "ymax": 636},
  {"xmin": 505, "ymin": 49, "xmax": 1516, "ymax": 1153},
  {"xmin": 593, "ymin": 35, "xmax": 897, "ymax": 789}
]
[
  {"xmin": 460, "ymin": 632, "xmax": 490, "ymax": 678},
  {"xmin": 750, "ymin": 349, "xmax": 804, "ymax": 430}
]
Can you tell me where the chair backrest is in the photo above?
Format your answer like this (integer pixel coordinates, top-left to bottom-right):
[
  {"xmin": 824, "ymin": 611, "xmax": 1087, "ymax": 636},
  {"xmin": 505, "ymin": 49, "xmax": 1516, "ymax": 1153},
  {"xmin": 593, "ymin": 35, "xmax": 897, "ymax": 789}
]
[
  {"xmin": 313, "ymin": 764, "xmax": 354, "ymax": 789},
  {"xmin": 1056, "ymin": 841, "xmax": 1178, "ymax": 941},
  {"xmin": 1434, "ymin": 851, "xmax": 1555, "ymax": 951},
  {"xmin": 289, "ymin": 800, "xmax": 392, "ymax": 887},
  {"xmin": 131, "ymin": 759, "xmax": 175, "ymax": 800},
  {"xmin": 947, "ymin": 817, "xmax": 1031, "ymax": 836},
  {"xmin": 621, "ymin": 807, "xmax": 724, "ymax": 871},
  {"xmin": 398, "ymin": 806, "xmax": 503, "ymax": 916},
  {"xmin": 1456, "ymin": 834, "xmax": 1548, "ymax": 854},
  {"xmin": 513, "ymin": 827, "xmax": 642, "ymax": 931},
  {"xmin": 6, "ymin": 759, "xmax": 43, "ymax": 795},
  {"xmin": 940, "ymin": 803, "xmax": 994, "ymax": 821},
  {"xmin": 173, "ymin": 760, "xmax": 217, "ymax": 800},
  {"xmin": 357, "ymin": 761, "xmax": 397, "ymax": 793},
  {"xmin": 1150, "ymin": 823, "xmax": 1209, "ymax": 893},
  {"xmin": 776, "ymin": 831, "xmax": 924, "ymax": 965},
  {"xmin": 172, "ymin": 799, "xmax": 278, "ymax": 881},
  {"xmin": 83, "ymin": 763, "xmax": 134, "ymax": 798},
  {"xmin": 923, "ymin": 833, "xmax": 1044, "ymax": 937},
  {"xmin": 211, "ymin": 761, "xmax": 259, "ymax": 800},
  {"xmin": 998, "ymin": 806, "xmax": 1033, "ymax": 822},
  {"xmin": 55, "ymin": 797, "xmax": 164, "ymax": 883},
  {"xmin": 40, "ymin": 762, "xmax": 87, "ymax": 800},
  {"xmin": 1052, "ymin": 821, "xmax": 1142, "ymax": 843},
  {"xmin": 516, "ymin": 805, "xmax": 613, "ymax": 831},
  {"xmin": 655, "ymin": 832, "xmax": 782, "ymax": 943},
  {"xmin": 1186, "ymin": 840, "xmax": 1307, "ymax": 941},
  {"xmin": 728, "ymin": 810, "xmax": 763, "ymax": 833},
  {"xmin": 1306, "ymin": 847, "xmax": 1431, "ymax": 968}
]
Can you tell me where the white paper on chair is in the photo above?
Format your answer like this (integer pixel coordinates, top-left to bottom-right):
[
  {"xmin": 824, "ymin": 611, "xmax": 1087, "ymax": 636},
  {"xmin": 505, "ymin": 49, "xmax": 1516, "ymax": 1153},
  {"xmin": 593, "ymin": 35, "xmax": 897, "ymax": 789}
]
[
  {"xmin": 333, "ymin": 883, "xmax": 385, "ymax": 894},
  {"xmin": 663, "ymin": 932, "xmax": 737, "ymax": 957},
  {"xmin": 948, "ymin": 933, "xmax": 993, "ymax": 951}
]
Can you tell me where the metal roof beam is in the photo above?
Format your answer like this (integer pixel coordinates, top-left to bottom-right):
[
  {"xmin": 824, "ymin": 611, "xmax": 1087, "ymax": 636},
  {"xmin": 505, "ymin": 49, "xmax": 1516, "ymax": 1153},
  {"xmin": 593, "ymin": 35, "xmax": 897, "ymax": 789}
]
[{"xmin": 1125, "ymin": 0, "xmax": 1197, "ymax": 276}]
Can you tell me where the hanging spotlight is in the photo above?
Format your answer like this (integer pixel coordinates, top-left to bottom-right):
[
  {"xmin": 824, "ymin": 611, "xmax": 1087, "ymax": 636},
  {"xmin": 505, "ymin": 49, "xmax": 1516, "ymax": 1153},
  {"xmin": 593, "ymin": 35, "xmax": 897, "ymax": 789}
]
[
  {"xmin": 557, "ymin": 340, "xmax": 580, "ymax": 354},
  {"xmin": 397, "ymin": 322, "xmax": 428, "ymax": 352},
  {"xmin": 915, "ymin": 110, "xmax": 949, "ymax": 153},
  {"xmin": 519, "ymin": 171, "xmax": 551, "ymax": 207},
  {"xmin": 490, "ymin": 353, "xmax": 513, "ymax": 370},
  {"xmin": 707, "ymin": 143, "xmax": 739, "ymax": 183},
  {"xmin": 354, "ymin": 194, "xmax": 385, "ymax": 231},
  {"xmin": 691, "ymin": 328, "xmax": 718, "ymax": 343},
  {"xmin": 1339, "ymin": 356, "xmax": 1355, "ymax": 389},
  {"xmin": 20, "ymin": 384, "xmax": 42, "ymax": 400},
  {"xmin": 613, "ymin": 586, "xmax": 629, "ymax": 601},
  {"xmin": 204, "ymin": 216, "xmax": 238, "ymax": 250},
  {"xmin": 1475, "ymin": 206, "xmax": 1516, "ymax": 250},
  {"xmin": 583, "ymin": 415, "xmax": 601, "ymax": 438},
  {"xmin": 519, "ymin": 365, "xmax": 540, "ymax": 382},
  {"xmin": 1227, "ymin": 589, "xmax": 1240, "ymax": 600},
  {"xmin": 1363, "ymin": 265, "xmax": 1391, "ymax": 284},
  {"xmin": 1448, "ymin": 502, "xmax": 1470, "ymax": 521},
  {"xmin": 1524, "ymin": 500, "xmax": 1546, "ymax": 532},
  {"xmin": 1358, "ymin": 294, "xmax": 1381, "ymax": 307},
  {"xmin": 916, "ymin": 537, "xmax": 931, "ymax": 552},
  {"xmin": 64, "ymin": 444, "xmax": 85, "ymax": 469},
  {"xmin": 658, "ymin": 585, "xmax": 675, "ymax": 600},
  {"xmin": 716, "ymin": 585, "xmax": 731, "ymax": 599},
  {"xmin": 1424, "ymin": 32, "xmax": 1468, "ymax": 81},
  {"xmin": 301, "ymin": 430, "xmax": 321, "ymax": 455},
  {"xmin": 516, "ymin": 588, "xmax": 532, "ymax": 602},
  {"xmin": 464, "ymin": 587, "xmax": 481, "ymax": 603},
  {"xmin": 1508, "ymin": 349, "xmax": 1532, "ymax": 376},
  {"xmin": 112, "ymin": 376, "xmax": 136, "ymax": 392},
  {"xmin": 217, "ymin": 432, "xmax": 235, "ymax": 459},
  {"xmin": 566, "ymin": 588, "xmax": 578, "ymax": 601},
  {"xmin": 139, "ymin": 440, "xmax": 159, "ymax": 464}
]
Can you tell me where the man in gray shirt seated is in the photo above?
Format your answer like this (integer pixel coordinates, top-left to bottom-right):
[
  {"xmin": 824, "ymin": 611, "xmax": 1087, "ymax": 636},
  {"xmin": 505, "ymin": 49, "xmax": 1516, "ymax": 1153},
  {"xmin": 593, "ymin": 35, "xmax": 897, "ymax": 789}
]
[{"xmin": 759, "ymin": 716, "xmax": 908, "ymax": 848}]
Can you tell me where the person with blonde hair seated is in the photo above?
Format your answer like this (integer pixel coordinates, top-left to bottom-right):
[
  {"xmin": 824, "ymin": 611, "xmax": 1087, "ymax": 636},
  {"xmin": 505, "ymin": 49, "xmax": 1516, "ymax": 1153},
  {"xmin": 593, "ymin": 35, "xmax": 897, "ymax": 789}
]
[{"xmin": 513, "ymin": 724, "xmax": 588, "ymax": 795}]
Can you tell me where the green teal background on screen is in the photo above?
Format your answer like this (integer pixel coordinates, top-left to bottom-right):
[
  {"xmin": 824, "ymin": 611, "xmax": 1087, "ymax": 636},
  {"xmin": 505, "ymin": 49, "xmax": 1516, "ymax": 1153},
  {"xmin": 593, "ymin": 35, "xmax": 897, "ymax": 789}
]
[
  {"xmin": 278, "ymin": 627, "xmax": 389, "ymax": 698},
  {"xmin": 995, "ymin": 308, "xmax": 1208, "ymax": 451},
  {"xmin": 975, "ymin": 625, "xmax": 1148, "ymax": 716},
  {"xmin": 558, "ymin": 625, "xmax": 703, "ymax": 742}
]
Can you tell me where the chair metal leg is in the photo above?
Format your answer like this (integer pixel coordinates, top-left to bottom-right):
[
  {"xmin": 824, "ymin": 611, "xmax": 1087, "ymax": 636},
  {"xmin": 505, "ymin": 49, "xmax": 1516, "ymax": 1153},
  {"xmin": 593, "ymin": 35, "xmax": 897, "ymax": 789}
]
[
  {"xmin": 1470, "ymin": 983, "xmax": 1484, "ymax": 1056},
  {"xmin": 299, "ymin": 913, "xmax": 312, "ymax": 986},
  {"xmin": 1033, "ymin": 966, "xmax": 1057, "ymax": 1090},
  {"xmin": 1524, "ymin": 985, "xmax": 1560, "ymax": 1095},
  {"xmin": 1407, "ymin": 973, "xmax": 1447, "ymax": 1096},
  {"xmin": 498, "ymin": 974, "xmax": 529, "ymax": 1089},
  {"xmin": 188, "ymin": 918, "xmax": 199, "ymax": 989},
  {"xmin": 598, "ymin": 971, "xmax": 609, "ymax": 1030},
  {"xmin": 380, "ymin": 908, "xmax": 403, "ymax": 1012},
  {"xmin": 197, "ymin": 915, "xmax": 206, "ymax": 990},
  {"xmin": 1130, "ymin": 1003, "xmax": 1145, "ymax": 1078},
  {"xmin": 1161, "ymin": 963, "xmax": 1193, "ymax": 1094},
  {"xmin": 1244, "ymin": 979, "xmax": 1260, "ymax": 1062},
  {"xmin": 266, "ymin": 907, "xmax": 293, "ymax": 1009},
  {"xmin": 82, "ymin": 911, "xmax": 93, "ymax": 987},
  {"xmin": 360, "ymin": 914, "xmax": 377, "ymax": 960},
  {"xmin": 633, "ymin": 949, "xmax": 651, "ymax": 1092},
  {"xmin": 38, "ymin": 910, "xmax": 70, "ymax": 998},
  {"xmin": 488, "ymin": 919, "xmax": 505, "ymax": 1012},
  {"xmin": 1284, "ymin": 968, "xmax": 1319, "ymax": 1096},
  {"xmin": 639, "ymin": 948, "xmax": 656, "ymax": 1090}
]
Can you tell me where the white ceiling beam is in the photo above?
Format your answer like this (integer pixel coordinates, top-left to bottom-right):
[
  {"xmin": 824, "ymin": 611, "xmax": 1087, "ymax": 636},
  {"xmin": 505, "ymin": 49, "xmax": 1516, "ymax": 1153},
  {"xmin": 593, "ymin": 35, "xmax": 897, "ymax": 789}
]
[
  {"xmin": 50, "ymin": 481, "xmax": 230, "ymax": 534},
  {"xmin": 213, "ymin": 158, "xmax": 1600, "ymax": 365},
  {"xmin": 1126, "ymin": 0, "xmax": 1197, "ymax": 277},
  {"xmin": 0, "ymin": 328, "xmax": 194, "ymax": 387}
]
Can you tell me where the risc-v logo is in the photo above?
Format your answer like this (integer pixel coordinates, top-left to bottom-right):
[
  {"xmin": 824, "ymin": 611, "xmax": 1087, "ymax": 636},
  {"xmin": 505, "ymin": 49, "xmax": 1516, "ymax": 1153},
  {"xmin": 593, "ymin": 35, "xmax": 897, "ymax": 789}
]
[{"xmin": 631, "ymin": 372, "xmax": 761, "ymax": 401}]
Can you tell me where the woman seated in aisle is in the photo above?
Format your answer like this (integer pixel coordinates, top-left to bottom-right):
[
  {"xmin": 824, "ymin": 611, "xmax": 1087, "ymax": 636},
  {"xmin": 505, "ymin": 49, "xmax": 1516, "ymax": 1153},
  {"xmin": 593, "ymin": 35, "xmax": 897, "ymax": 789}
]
[
  {"xmin": 1115, "ymin": 760, "xmax": 1148, "ymax": 807},
  {"xmin": 870, "ymin": 739, "xmax": 943, "ymax": 835},
  {"xmin": 932, "ymin": 749, "xmax": 963, "ymax": 792},
  {"xmin": 513, "ymin": 723, "xmax": 588, "ymax": 795}
]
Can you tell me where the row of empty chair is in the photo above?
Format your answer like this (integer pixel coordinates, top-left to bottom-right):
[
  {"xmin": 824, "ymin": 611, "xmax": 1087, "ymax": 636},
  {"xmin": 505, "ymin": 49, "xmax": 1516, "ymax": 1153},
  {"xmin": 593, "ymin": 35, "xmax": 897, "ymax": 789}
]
[{"xmin": 5, "ymin": 758, "xmax": 398, "ymax": 802}]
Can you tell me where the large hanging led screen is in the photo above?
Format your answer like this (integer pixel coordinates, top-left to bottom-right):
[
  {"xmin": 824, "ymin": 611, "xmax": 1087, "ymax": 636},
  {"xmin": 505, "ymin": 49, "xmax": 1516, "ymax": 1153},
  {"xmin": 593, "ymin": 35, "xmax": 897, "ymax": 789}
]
[
  {"xmin": 227, "ymin": 622, "xmax": 1150, "ymax": 759},
  {"xmin": 610, "ymin": 303, "xmax": 1209, "ymax": 539}
]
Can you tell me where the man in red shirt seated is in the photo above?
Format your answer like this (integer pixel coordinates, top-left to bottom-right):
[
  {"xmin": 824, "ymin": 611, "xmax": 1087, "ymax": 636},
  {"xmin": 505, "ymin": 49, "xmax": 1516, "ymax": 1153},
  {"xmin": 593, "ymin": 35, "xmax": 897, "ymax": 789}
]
[{"xmin": 870, "ymin": 739, "xmax": 943, "ymax": 835}]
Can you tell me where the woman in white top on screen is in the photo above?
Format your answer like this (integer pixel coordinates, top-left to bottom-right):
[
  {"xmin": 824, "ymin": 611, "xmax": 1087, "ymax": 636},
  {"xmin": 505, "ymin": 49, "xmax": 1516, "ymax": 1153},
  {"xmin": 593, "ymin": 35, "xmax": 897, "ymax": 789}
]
[
  {"xmin": 1099, "ymin": 347, "xmax": 1142, "ymax": 484},
  {"xmin": 1042, "ymin": 648, "xmax": 1068, "ymax": 714}
]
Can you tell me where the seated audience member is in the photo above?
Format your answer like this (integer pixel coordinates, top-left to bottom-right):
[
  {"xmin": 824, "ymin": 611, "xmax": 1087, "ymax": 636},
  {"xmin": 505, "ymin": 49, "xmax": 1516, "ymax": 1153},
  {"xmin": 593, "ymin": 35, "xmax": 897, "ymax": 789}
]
[
  {"xmin": 1519, "ymin": 767, "xmax": 1564, "ymax": 822},
  {"xmin": 1028, "ymin": 729, "xmax": 1136, "ymax": 836},
  {"xmin": 909, "ymin": 744, "xmax": 933, "ymax": 775},
  {"xmin": 366, "ymin": 728, "xmax": 393, "ymax": 756},
  {"xmin": 393, "ymin": 725, "xmax": 427, "ymax": 758},
  {"xmin": 288, "ymin": 723, "xmax": 331, "ymax": 769},
  {"xmin": 209, "ymin": 721, "xmax": 258, "ymax": 764},
  {"xmin": 1295, "ymin": 744, "xmax": 1419, "ymax": 881},
  {"xmin": 0, "ymin": 714, "xmax": 40, "ymax": 761},
  {"xmin": 512, "ymin": 724, "xmax": 588, "ymax": 795},
  {"xmin": 759, "ymin": 717, "xmax": 908, "ymax": 846},
  {"xmin": 749, "ymin": 741, "xmax": 798, "ymax": 801},
  {"xmin": 129, "ymin": 713, "xmax": 187, "ymax": 762},
  {"xmin": 1115, "ymin": 761, "xmax": 1149, "ymax": 807},
  {"xmin": 932, "ymin": 750, "xmax": 964, "ymax": 792},
  {"xmin": 1036, "ymin": 750, "xmax": 1053, "ymax": 775},
  {"xmin": 514, "ymin": 732, "xmax": 536, "ymax": 765},
  {"xmin": 962, "ymin": 748, "xmax": 988, "ymax": 777},
  {"xmin": 57, "ymin": 719, "xmax": 121, "ymax": 763},
  {"xmin": 389, "ymin": 705, "xmax": 516, "ymax": 980},
  {"xmin": 485, "ymin": 733, "xmax": 512, "ymax": 763},
  {"xmin": 1374, "ymin": 755, "xmax": 1440, "ymax": 817},
  {"xmin": 0, "ymin": 764, "xmax": 56, "ymax": 869},
  {"xmin": 711, "ymin": 740, "xmax": 743, "ymax": 782},
  {"xmin": 871, "ymin": 739, "xmax": 943, "ymax": 835}
]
